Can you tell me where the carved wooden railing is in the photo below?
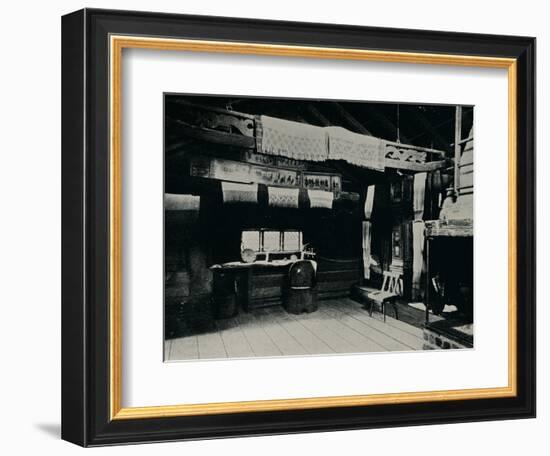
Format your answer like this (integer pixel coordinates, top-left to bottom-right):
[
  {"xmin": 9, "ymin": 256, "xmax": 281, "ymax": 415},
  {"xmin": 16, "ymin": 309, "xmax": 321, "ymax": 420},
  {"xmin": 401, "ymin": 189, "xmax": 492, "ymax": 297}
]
[{"xmin": 166, "ymin": 100, "xmax": 450, "ymax": 173}]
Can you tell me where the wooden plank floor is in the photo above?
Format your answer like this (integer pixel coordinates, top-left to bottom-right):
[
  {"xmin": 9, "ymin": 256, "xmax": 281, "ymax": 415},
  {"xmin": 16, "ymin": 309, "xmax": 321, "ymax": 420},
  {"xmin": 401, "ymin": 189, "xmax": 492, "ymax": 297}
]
[{"xmin": 165, "ymin": 298, "xmax": 426, "ymax": 361}]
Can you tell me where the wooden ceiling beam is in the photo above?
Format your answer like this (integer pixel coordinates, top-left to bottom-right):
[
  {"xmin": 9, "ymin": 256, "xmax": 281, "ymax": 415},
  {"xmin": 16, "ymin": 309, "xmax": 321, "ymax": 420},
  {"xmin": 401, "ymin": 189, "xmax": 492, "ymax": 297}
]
[
  {"xmin": 364, "ymin": 105, "xmax": 411, "ymax": 144},
  {"xmin": 166, "ymin": 117, "xmax": 256, "ymax": 149},
  {"xmin": 385, "ymin": 159, "xmax": 450, "ymax": 172},
  {"xmin": 304, "ymin": 104, "xmax": 332, "ymax": 127},
  {"xmin": 409, "ymin": 109, "xmax": 451, "ymax": 152},
  {"xmin": 331, "ymin": 102, "xmax": 373, "ymax": 135}
]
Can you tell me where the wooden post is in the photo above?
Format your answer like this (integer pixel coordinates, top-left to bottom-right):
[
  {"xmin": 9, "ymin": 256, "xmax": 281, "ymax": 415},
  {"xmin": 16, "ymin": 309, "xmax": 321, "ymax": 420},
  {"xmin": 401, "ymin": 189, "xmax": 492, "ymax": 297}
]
[{"xmin": 453, "ymin": 106, "xmax": 463, "ymax": 197}]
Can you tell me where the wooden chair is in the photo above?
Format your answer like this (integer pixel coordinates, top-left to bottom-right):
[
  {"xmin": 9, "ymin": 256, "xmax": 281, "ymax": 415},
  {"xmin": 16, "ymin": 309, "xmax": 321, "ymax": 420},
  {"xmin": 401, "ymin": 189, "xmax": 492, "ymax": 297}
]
[{"xmin": 367, "ymin": 271, "xmax": 403, "ymax": 322}]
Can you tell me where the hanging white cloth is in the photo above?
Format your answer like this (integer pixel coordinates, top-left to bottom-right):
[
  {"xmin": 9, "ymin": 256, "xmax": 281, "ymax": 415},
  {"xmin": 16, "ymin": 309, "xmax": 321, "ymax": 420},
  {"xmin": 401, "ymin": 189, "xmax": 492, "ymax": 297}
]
[
  {"xmin": 267, "ymin": 186, "xmax": 300, "ymax": 208},
  {"xmin": 364, "ymin": 185, "xmax": 375, "ymax": 219},
  {"xmin": 308, "ymin": 189, "xmax": 333, "ymax": 209},
  {"xmin": 327, "ymin": 126, "xmax": 385, "ymax": 171},
  {"xmin": 413, "ymin": 172, "xmax": 427, "ymax": 220},
  {"xmin": 164, "ymin": 193, "xmax": 200, "ymax": 211},
  {"xmin": 412, "ymin": 172, "xmax": 427, "ymax": 299},
  {"xmin": 362, "ymin": 221, "xmax": 372, "ymax": 279},
  {"xmin": 221, "ymin": 182, "xmax": 258, "ymax": 204},
  {"xmin": 362, "ymin": 185, "xmax": 376, "ymax": 279},
  {"xmin": 412, "ymin": 220, "xmax": 425, "ymax": 296},
  {"xmin": 259, "ymin": 115, "xmax": 328, "ymax": 162}
]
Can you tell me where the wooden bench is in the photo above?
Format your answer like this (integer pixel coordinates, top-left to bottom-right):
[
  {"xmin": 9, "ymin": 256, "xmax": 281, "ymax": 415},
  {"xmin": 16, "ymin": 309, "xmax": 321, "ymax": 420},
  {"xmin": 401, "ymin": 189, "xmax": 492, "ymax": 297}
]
[{"xmin": 366, "ymin": 271, "xmax": 403, "ymax": 322}]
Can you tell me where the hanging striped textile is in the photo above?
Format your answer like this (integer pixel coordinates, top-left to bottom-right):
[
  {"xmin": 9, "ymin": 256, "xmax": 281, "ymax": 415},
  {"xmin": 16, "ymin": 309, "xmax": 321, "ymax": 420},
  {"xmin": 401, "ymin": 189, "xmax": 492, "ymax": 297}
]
[
  {"xmin": 327, "ymin": 126, "xmax": 385, "ymax": 171},
  {"xmin": 307, "ymin": 189, "xmax": 333, "ymax": 209},
  {"xmin": 267, "ymin": 186, "xmax": 300, "ymax": 208},
  {"xmin": 221, "ymin": 182, "xmax": 258, "ymax": 204},
  {"xmin": 259, "ymin": 115, "xmax": 328, "ymax": 162}
]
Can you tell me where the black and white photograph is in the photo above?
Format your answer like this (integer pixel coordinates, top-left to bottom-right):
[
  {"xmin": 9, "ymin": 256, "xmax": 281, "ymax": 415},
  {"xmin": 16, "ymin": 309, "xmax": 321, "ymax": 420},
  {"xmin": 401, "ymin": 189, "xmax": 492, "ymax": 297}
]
[
  {"xmin": 164, "ymin": 95, "xmax": 474, "ymax": 361},
  {"xmin": 0, "ymin": 0, "xmax": 542, "ymax": 451}
]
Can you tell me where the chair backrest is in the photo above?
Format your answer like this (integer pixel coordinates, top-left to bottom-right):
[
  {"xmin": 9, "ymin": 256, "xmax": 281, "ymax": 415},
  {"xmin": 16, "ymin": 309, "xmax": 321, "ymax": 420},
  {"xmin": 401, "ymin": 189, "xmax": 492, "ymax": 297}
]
[{"xmin": 381, "ymin": 271, "xmax": 403, "ymax": 296}]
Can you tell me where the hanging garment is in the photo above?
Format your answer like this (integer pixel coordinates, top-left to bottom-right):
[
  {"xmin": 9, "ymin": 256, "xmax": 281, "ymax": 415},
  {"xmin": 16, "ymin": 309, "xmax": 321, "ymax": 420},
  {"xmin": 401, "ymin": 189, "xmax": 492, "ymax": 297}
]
[
  {"xmin": 362, "ymin": 221, "xmax": 372, "ymax": 279},
  {"xmin": 259, "ymin": 115, "xmax": 328, "ymax": 162},
  {"xmin": 364, "ymin": 185, "xmax": 375, "ymax": 219},
  {"xmin": 327, "ymin": 126, "xmax": 385, "ymax": 171},
  {"xmin": 411, "ymin": 220, "xmax": 425, "ymax": 299},
  {"xmin": 413, "ymin": 172, "xmax": 427, "ymax": 220},
  {"xmin": 307, "ymin": 189, "xmax": 334, "ymax": 209},
  {"xmin": 411, "ymin": 173, "xmax": 427, "ymax": 299},
  {"xmin": 221, "ymin": 182, "xmax": 258, "ymax": 204},
  {"xmin": 267, "ymin": 186, "xmax": 300, "ymax": 208}
]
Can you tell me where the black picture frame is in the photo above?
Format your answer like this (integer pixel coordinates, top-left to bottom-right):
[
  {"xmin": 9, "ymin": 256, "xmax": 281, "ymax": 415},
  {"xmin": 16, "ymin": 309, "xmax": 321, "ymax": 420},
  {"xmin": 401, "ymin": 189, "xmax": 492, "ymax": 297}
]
[{"xmin": 62, "ymin": 8, "xmax": 535, "ymax": 447}]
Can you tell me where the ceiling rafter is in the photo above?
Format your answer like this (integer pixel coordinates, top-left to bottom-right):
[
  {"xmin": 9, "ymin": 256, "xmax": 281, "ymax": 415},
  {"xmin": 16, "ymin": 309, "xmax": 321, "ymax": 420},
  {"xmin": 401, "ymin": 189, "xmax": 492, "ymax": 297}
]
[
  {"xmin": 330, "ymin": 102, "xmax": 373, "ymax": 136},
  {"xmin": 363, "ymin": 105, "xmax": 411, "ymax": 144},
  {"xmin": 304, "ymin": 104, "xmax": 332, "ymax": 127},
  {"xmin": 408, "ymin": 108, "xmax": 451, "ymax": 152}
]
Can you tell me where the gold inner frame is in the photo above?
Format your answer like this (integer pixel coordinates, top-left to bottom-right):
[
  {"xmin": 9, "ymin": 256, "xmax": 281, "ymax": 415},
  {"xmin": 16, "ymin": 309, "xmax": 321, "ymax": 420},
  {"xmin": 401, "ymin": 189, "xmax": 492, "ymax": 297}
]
[{"xmin": 109, "ymin": 35, "xmax": 518, "ymax": 420}]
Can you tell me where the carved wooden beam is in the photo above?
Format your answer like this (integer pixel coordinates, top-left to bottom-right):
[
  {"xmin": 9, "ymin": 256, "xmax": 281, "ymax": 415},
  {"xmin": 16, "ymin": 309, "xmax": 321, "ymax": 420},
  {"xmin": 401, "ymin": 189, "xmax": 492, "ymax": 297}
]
[
  {"xmin": 168, "ymin": 99, "xmax": 255, "ymax": 119},
  {"xmin": 167, "ymin": 104, "xmax": 449, "ymax": 173},
  {"xmin": 385, "ymin": 159, "xmax": 450, "ymax": 172},
  {"xmin": 166, "ymin": 118, "xmax": 256, "ymax": 149},
  {"xmin": 167, "ymin": 100, "xmax": 256, "ymax": 137}
]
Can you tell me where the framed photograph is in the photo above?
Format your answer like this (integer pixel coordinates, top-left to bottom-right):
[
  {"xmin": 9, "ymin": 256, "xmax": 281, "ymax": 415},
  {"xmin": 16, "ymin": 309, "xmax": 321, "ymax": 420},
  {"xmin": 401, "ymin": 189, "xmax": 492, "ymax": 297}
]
[{"xmin": 61, "ymin": 8, "xmax": 535, "ymax": 447}]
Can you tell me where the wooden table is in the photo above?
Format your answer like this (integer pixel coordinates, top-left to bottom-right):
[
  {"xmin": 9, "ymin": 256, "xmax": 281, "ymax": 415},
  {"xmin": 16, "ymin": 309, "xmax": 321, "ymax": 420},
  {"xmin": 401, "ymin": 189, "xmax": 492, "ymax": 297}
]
[{"xmin": 211, "ymin": 261, "xmax": 293, "ymax": 311}]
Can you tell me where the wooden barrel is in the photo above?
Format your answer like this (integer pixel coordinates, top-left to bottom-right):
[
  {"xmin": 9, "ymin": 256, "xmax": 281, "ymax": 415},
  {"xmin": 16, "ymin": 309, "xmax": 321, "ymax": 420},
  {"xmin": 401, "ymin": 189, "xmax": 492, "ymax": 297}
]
[
  {"xmin": 212, "ymin": 269, "xmax": 238, "ymax": 319},
  {"xmin": 285, "ymin": 288, "xmax": 318, "ymax": 314},
  {"xmin": 213, "ymin": 293, "xmax": 238, "ymax": 319},
  {"xmin": 284, "ymin": 260, "xmax": 318, "ymax": 314},
  {"xmin": 213, "ymin": 270, "xmax": 235, "ymax": 293}
]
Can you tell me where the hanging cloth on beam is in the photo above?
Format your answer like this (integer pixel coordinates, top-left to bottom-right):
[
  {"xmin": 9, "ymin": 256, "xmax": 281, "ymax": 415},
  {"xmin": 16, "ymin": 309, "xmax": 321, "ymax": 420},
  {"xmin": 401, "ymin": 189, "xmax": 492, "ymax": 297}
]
[
  {"xmin": 363, "ymin": 185, "xmax": 376, "ymax": 279},
  {"xmin": 362, "ymin": 185, "xmax": 376, "ymax": 279},
  {"xmin": 364, "ymin": 185, "xmax": 376, "ymax": 219},
  {"xmin": 259, "ymin": 115, "xmax": 328, "ymax": 162},
  {"xmin": 221, "ymin": 182, "xmax": 258, "ymax": 204},
  {"xmin": 268, "ymin": 186, "xmax": 300, "ymax": 208},
  {"xmin": 412, "ymin": 172, "xmax": 427, "ymax": 299},
  {"xmin": 413, "ymin": 172, "xmax": 427, "ymax": 220},
  {"xmin": 164, "ymin": 193, "xmax": 200, "ymax": 211},
  {"xmin": 307, "ymin": 189, "xmax": 334, "ymax": 209},
  {"xmin": 362, "ymin": 221, "xmax": 373, "ymax": 279},
  {"xmin": 327, "ymin": 126, "xmax": 385, "ymax": 171},
  {"xmin": 412, "ymin": 221, "xmax": 425, "ymax": 300}
]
